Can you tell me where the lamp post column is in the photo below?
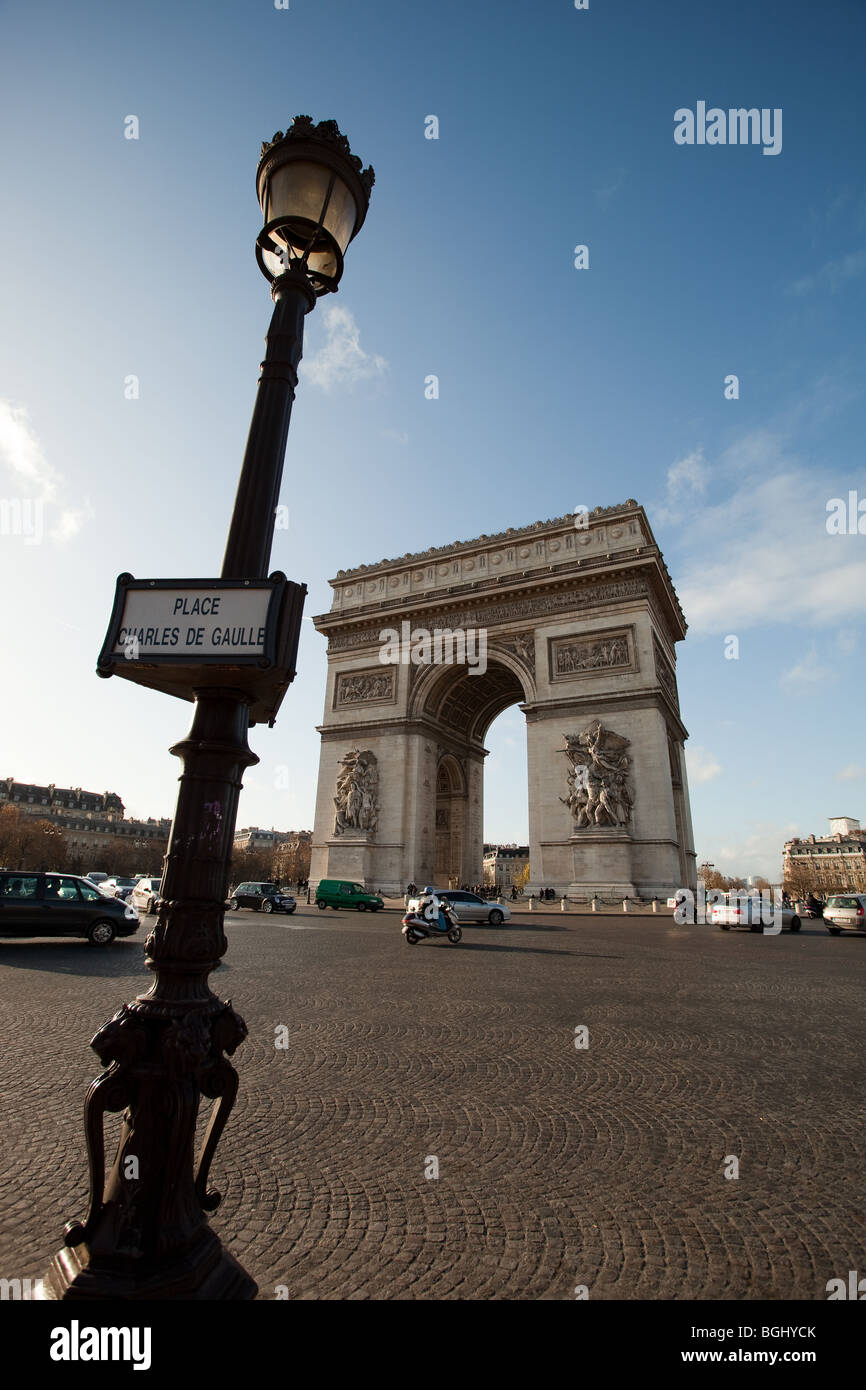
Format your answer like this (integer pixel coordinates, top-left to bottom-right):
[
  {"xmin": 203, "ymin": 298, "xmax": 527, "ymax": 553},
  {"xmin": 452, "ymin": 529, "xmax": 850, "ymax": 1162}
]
[
  {"xmin": 42, "ymin": 113, "xmax": 372, "ymax": 1302},
  {"xmin": 223, "ymin": 267, "xmax": 315, "ymax": 579},
  {"xmin": 42, "ymin": 279, "xmax": 315, "ymax": 1304}
]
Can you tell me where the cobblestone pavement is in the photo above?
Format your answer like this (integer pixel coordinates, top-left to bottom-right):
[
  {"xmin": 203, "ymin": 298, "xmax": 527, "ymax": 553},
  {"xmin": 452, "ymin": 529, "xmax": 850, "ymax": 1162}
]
[{"xmin": 1, "ymin": 909, "xmax": 863, "ymax": 1299}]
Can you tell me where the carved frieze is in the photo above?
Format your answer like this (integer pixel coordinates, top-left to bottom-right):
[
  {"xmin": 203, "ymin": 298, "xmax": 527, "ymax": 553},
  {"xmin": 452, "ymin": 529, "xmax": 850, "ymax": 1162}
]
[
  {"xmin": 334, "ymin": 668, "xmax": 396, "ymax": 708},
  {"xmin": 653, "ymin": 634, "xmax": 679, "ymax": 711},
  {"xmin": 328, "ymin": 579, "xmax": 649, "ymax": 652},
  {"xmin": 548, "ymin": 626, "xmax": 636, "ymax": 682},
  {"xmin": 496, "ymin": 631, "xmax": 536, "ymax": 674}
]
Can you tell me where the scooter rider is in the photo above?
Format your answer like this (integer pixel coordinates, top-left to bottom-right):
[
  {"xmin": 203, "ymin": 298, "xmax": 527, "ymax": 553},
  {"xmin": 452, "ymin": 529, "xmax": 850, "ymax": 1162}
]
[{"xmin": 414, "ymin": 885, "xmax": 449, "ymax": 932}]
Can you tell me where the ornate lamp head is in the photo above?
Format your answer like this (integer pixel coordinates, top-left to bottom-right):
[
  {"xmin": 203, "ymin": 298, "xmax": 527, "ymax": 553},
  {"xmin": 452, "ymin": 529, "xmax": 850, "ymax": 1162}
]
[{"xmin": 255, "ymin": 115, "xmax": 374, "ymax": 295}]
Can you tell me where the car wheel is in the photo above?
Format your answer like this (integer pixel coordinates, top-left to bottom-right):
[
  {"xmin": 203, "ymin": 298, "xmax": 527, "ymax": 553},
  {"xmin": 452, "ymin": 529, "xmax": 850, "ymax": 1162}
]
[
  {"xmin": 827, "ymin": 927, "xmax": 842, "ymax": 935},
  {"xmin": 357, "ymin": 902, "xmax": 367, "ymax": 912},
  {"xmin": 489, "ymin": 909, "xmax": 504, "ymax": 926},
  {"xmin": 262, "ymin": 900, "xmax": 273, "ymax": 914},
  {"xmin": 88, "ymin": 920, "xmax": 116, "ymax": 947},
  {"xmin": 229, "ymin": 898, "xmax": 239, "ymax": 912},
  {"xmin": 316, "ymin": 900, "xmax": 327, "ymax": 910},
  {"xmin": 718, "ymin": 923, "xmax": 731, "ymax": 931},
  {"xmin": 789, "ymin": 917, "xmax": 801, "ymax": 932}
]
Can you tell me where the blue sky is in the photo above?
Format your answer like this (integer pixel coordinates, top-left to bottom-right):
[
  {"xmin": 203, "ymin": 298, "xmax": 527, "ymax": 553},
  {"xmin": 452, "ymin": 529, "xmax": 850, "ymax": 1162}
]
[{"xmin": 1, "ymin": 0, "xmax": 864, "ymax": 878}]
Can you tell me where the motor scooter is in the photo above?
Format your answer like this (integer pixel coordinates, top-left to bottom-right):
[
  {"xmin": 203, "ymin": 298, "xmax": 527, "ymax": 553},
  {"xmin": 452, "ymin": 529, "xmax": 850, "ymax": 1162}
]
[{"xmin": 401, "ymin": 898, "xmax": 462, "ymax": 945}]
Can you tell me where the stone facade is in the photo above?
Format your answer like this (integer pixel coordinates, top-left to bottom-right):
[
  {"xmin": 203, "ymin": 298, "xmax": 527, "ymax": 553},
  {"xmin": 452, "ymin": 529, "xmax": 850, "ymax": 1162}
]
[
  {"xmin": 310, "ymin": 503, "xmax": 696, "ymax": 899},
  {"xmin": 483, "ymin": 845, "xmax": 529, "ymax": 890},
  {"xmin": 783, "ymin": 819, "xmax": 866, "ymax": 894}
]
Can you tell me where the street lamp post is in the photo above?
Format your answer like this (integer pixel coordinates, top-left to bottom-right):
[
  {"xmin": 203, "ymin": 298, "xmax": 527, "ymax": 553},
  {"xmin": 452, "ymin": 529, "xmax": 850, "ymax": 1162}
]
[{"xmin": 43, "ymin": 117, "xmax": 373, "ymax": 1301}]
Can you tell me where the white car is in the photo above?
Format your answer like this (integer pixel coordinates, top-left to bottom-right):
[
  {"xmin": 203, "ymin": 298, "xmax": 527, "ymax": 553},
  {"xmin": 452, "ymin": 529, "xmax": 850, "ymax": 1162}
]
[
  {"xmin": 130, "ymin": 877, "xmax": 162, "ymax": 915},
  {"xmin": 101, "ymin": 876, "xmax": 137, "ymax": 901},
  {"xmin": 710, "ymin": 895, "xmax": 801, "ymax": 932},
  {"xmin": 408, "ymin": 890, "xmax": 510, "ymax": 926},
  {"xmin": 824, "ymin": 894, "xmax": 866, "ymax": 935}
]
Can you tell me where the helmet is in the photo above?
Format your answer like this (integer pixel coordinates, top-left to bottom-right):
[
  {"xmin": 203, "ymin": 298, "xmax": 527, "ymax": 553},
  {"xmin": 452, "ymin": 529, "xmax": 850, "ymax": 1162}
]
[{"xmin": 423, "ymin": 885, "xmax": 434, "ymax": 895}]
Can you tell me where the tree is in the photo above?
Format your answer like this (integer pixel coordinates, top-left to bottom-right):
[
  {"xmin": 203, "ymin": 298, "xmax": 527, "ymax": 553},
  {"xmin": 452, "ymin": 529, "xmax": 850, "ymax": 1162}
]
[
  {"xmin": 230, "ymin": 845, "xmax": 273, "ymax": 886},
  {"xmin": 0, "ymin": 807, "xmax": 68, "ymax": 871},
  {"xmin": 700, "ymin": 867, "xmax": 729, "ymax": 891},
  {"xmin": 784, "ymin": 862, "xmax": 811, "ymax": 897},
  {"xmin": 273, "ymin": 837, "xmax": 311, "ymax": 885},
  {"xmin": 102, "ymin": 836, "xmax": 165, "ymax": 878},
  {"xmin": 514, "ymin": 861, "xmax": 530, "ymax": 893}
]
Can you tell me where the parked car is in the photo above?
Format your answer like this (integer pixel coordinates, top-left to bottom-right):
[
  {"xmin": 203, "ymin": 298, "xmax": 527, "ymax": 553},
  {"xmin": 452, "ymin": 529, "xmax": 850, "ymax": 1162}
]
[
  {"xmin": 315, "ymin": 880, "xmax": 384, "ymax": 912},
  {"xmin": 824, "ymin": 894, "xmax": 866, "ymax": 935},
  {"xmin": 130, "ymin": 877, "xmax": 163, "ymax": 916},
  {"xmin": 0, "ymin": 871, "xmax": 139, "ymax": 946},
  {"xmin": 84, "ymin": 871, "xmax": 110, "ymax": 885},
  {"xmin": 101, "ymin": 876, "xmax": 137, "ymax": 901},
  {"xmin": 227, "ymin": 882, "xmax": 297, "ymax": 914},
  {"xmin": 710, "ymin": 895, "xmax": 801, "ymax": 932},
  {"xmin": 408, "ymin": 889, "xmax": 510, "ymax": 926}
]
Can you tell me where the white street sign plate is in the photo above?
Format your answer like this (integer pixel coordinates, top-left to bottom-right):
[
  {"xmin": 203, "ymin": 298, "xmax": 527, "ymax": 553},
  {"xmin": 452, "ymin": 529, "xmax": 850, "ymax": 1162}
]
[{"xmin": 113, "ymin": 585, "xmax": 271, "ymax": 659}]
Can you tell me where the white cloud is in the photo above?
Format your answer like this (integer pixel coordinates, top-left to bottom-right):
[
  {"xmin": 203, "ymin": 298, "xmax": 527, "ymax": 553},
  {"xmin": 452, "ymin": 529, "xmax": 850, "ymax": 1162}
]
[
  {"xmin": 710, "ymin": 822, "xmax": 799, "ymax": 880},
  {"xmin": 835, "ymin": 627, "xmax": 860, "ymax": 654},
  {"xmin": 835, "ymin": 763, "xmax": 866, "ymax": 781},
  {"xmin": 654, "ymin": 449, "xmax": 709, "ymax": 525},
  {"xmin": 302, "ymin": 306, "xmax": 387, "ymax": 391},
  {"xmin": 686, "ymin": 746, "xmax": 722, "ymax": 783},
  {"xmin": 659, "ymin": 432, "xmax": 866, "ymax": 635},
  {"xmin": 780, "ymin": 652, "xmax": 838, "ymax": 693},
  {"xmin": 788, "ymin": 247, "xmax": 866, "ymax": 295},
  {"xmin": 382, "ymin": 428, "xmax": 409, "ymax": 446},
  {"xmin": 0, "ymin": 399, "xmax": 89, "ymax": 541},
  {"xmin": 668, "ymin": 448, "xmax": 708, "ymax": 497},
  {"xmin": 0, "ymin": 399, "xmax": 58, "ymax": 497}
]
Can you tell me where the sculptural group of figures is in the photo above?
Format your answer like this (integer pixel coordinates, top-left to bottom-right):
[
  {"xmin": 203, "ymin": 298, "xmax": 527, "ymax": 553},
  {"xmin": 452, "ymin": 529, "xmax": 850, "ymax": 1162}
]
[
  {"xmin": 334, "ymin": 748, "xmax": 379, "ymax": 835},
  {"xmin": 562, "ymin": 719, "xmax": 633, "ymax": 828}
]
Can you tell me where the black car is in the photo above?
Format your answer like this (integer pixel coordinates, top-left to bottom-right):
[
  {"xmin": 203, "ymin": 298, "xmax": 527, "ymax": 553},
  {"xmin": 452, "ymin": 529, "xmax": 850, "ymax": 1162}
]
[
  {"xmin": 0, "ymin": 871, "xmax": 140, "ymax": 946},
  {"xmin": 227, "ymin": 882, "xmax": 296, "ymax": 914}
]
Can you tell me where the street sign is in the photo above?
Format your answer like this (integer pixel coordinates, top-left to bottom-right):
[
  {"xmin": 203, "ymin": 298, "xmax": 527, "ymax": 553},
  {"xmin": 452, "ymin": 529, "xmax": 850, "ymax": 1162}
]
[{"xmin": 97, "ymin": 573, "xmax": 307, "ymax": 726}]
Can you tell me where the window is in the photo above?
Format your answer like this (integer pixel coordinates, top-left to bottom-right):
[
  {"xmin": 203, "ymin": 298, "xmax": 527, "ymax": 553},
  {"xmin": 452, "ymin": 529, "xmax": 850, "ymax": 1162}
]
[
  {"xmin": 79, "ymin": 883, "xmax": 102, "ymax": 902},
  {"xmin": 45, "ymin": 876, "xmax": 83, "ymax": 901},
  {"xmin": 2, "ymin": 876, "xmax": 39, "ymax": 899}
]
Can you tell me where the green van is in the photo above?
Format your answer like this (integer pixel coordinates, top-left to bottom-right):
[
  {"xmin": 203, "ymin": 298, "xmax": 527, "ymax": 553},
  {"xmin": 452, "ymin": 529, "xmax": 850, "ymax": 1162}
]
[{"xmin": 315, "ymin": 880, "xmax": 384, "ymax": 912}]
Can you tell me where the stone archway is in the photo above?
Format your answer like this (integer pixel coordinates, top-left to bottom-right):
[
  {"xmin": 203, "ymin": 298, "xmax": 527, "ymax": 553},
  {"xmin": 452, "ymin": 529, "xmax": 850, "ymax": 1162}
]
[{"xmin": 309, "ymin": 502, "xmax": 697, "ymax": 899}]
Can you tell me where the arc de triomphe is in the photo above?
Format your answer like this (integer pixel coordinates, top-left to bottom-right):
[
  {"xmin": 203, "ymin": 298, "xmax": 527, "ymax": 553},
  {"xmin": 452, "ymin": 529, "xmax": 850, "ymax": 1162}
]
[{"xmin": 309, "ymin": 501, "xmax": 696, "ymax": 900}]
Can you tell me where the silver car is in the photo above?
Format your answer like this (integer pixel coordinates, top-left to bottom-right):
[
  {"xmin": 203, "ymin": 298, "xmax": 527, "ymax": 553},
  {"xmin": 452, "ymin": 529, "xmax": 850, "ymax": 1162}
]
[
  {"xmin": 409, "ymin": 890, "xmax": 510, "ymax": 926},
  {"xmin": 824, "ymin": 894, "xmax": 866, "ymax": 935}
]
